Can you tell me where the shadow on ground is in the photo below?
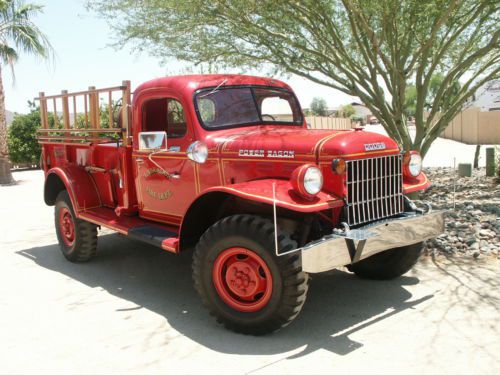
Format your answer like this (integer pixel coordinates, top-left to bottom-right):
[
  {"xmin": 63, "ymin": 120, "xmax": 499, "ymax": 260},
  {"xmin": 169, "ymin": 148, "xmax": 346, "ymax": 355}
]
[{"xmin": 17, "ymin": 234, "xmax": 433, "ymax": 358}]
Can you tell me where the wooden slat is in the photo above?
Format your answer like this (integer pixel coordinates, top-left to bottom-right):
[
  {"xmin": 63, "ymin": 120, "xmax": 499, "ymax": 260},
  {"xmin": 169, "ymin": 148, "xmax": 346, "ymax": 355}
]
[
  {"xmin": 38, "ymin": 135, "xmax": 116, "ymax": 141},
  {"xmin": 108, "ymin": 90, "xmax": 113, "ymax": 128},
  {"xmin": 73, "ymin": 96, "xmax": 77, "ymax": 127},
  {"xmin": 61, "ymin": 90, "xmax": 70, "ymax": 130},
  {"xmin": 52, "ymin": 98, "xmax": 58, "ymax": 128},
  {"xmin": 84, "ymin": 93, "xmax": 89, "ymax": 128},
  {"xmin": 35, "ymin": 85, "xmax": 126, "ymax": 100},
  {"xmin": 39, "ymin": 92, "xmax": 48, "ymax": 129},
  {"xmin": 89, "ymin": 86, "xmax": 97, "ymax": 129},
  {"xmin": 38, "ymin": 141, "xmax": 92, "ymax": 146},
  {"xmin": 121, "ymin": 80, "xmax": 131, "ymax": 145},
  {"xmin": 95, "ymin": 89, "xmax": 101, "ymax": 129},
  {"xmin": 37, "ymin": 128, "xmax": 123, "ymax": 133}
]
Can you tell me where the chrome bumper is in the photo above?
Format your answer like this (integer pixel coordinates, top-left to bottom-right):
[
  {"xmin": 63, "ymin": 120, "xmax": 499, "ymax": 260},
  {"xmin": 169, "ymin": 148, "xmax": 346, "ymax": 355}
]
[{"xmin": 301, "ymin": 210, "xmax": 445, "ymax": 273}]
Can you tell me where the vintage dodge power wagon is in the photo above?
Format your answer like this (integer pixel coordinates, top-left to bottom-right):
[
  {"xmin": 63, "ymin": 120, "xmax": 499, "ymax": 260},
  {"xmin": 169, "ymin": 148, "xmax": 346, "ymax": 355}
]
[{"xmin": 37, "ymin": 75, "xmax": 444, "ymax": 334}]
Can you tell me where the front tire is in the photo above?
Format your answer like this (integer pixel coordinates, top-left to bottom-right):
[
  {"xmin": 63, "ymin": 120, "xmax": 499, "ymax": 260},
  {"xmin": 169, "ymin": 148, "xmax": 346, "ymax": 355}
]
[
  {"xmin": 55, "ymin": 190, "xmax": 98, "ymax": 262},
  {"xmin": 347, "ymin": 242, "xmax": 424, "ymax": 280},
  {"xmin": 193, "ymin": 215, "xmax": 308, "ymax": 335}
]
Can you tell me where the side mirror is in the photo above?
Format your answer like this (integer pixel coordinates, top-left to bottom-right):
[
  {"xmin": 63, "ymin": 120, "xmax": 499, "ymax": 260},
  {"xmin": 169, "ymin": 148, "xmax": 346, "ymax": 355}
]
[{"xmin": 138, "ymin": 131, "xmax": 167, "ymax": 151}]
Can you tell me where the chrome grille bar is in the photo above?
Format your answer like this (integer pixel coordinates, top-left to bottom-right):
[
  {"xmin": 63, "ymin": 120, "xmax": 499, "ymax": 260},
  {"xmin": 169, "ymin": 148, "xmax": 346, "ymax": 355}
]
[{"xmin": 345, "ymin": 154, "xmax": 404, "ymax": 226}]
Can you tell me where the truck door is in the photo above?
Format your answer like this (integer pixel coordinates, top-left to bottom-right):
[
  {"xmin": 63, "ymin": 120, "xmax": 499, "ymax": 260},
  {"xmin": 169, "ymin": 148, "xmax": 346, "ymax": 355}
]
[{"xmin": 133, "ymin": 96, "xmax": 197, "ymax": 225}]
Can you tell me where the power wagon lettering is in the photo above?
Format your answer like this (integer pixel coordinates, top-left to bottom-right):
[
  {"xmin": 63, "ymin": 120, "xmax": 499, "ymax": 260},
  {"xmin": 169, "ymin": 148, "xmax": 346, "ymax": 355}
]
[{"xmin": 238, "ymin": 149, "xmax": 295, "ymax": 158}]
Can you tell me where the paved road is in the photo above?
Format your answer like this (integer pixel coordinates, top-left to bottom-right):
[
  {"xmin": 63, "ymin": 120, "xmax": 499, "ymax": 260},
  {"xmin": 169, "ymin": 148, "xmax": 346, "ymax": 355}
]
[{"xmin": 1, "ymin": 170, "xmax": 499, "ymax": 375}]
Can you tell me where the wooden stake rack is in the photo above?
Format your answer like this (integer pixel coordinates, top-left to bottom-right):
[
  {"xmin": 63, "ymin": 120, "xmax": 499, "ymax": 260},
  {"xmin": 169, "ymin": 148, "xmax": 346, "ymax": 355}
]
[{"xmin": 35, "ymin": 80, "xmax": 132, "ymax": 146}]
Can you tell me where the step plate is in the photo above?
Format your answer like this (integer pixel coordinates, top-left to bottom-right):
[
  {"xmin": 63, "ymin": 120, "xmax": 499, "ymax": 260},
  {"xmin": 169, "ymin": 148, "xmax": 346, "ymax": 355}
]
[{"xmin": 128, "ymin": 225, "xmax": 177, "ymax": 249}]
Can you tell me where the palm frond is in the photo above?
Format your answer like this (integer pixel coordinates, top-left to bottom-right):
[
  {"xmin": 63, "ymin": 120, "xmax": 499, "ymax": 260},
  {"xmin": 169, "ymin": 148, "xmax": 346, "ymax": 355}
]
[
  {"xmin": 0, "ymin": 42, "xmax": 18, "ymax": 64},
  {"xmin": 0, "ymin": 0, "xmax": 53, "ymax": 78}
]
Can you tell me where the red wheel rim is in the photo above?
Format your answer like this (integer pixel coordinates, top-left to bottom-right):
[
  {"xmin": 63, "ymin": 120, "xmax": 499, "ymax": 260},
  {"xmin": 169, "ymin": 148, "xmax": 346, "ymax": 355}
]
[
  {"xmin": 59, "ymin": 207, "xmax": 75, "ymax": 247},
  {"xmin": 212, "ymin": 247, "xmax": 273, "ymax": 312}
]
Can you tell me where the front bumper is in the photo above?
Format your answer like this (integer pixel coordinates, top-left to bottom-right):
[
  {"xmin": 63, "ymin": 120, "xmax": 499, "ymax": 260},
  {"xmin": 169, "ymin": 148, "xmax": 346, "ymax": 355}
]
[{"xmin": 301, "ymin": 210, "xmax": 445, "ymax": 273}]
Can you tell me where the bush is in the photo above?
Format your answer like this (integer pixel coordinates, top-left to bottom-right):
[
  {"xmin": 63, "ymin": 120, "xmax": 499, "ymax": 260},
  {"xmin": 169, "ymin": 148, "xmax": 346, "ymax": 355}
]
[{"xmin": 7, "ymin": 104, "xmax": 42, "ymax": 166}]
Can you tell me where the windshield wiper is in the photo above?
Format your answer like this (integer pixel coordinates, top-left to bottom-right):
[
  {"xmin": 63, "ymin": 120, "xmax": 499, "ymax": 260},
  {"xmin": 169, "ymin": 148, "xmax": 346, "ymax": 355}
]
[{"xmin": 199, "ymin": 78, "xmax": 228, "ymax": 98}]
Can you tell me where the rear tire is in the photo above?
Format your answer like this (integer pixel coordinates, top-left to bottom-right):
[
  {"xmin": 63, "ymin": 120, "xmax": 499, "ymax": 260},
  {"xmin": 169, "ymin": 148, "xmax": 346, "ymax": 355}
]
[
  {"xmin": 55, "ymin": 190, "xmax": 97, "ymax": 262},
  {"xmin": 193, "ymin": 214, "xmax": 308, "ymax": 335},
  {"xmin": 347, "ymin": 242, "xmax": 424, "ymax": 280}
]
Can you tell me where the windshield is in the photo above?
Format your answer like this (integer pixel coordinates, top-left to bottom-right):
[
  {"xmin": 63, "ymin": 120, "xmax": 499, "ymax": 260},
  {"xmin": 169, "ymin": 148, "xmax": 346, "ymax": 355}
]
[{"xmin": 195, "ymin": 86, "xmax": 303, "ymax": 129}]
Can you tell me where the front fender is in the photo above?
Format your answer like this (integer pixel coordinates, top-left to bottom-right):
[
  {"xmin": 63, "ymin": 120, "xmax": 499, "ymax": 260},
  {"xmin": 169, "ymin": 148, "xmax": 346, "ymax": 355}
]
[
  {"xmin": 44, "ymin": 166, "xmax": 101, "ymax": 212},
  {"xmin": 403, "ymin": 172, "xmax": 431, "ymax": 194},
  {"xmin": 202, "ymin": 179, "xmax": 343, "ymax": 213}
]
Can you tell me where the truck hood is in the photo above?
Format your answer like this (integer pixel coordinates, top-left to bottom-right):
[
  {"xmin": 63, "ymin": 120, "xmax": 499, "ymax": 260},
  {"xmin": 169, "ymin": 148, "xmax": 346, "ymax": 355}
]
[{"xmin": 209, "ymin": 126, "xmax": 400, "ymax": 161}]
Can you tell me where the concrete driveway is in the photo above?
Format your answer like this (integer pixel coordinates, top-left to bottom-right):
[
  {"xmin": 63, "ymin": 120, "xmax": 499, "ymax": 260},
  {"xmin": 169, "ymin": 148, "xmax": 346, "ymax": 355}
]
[{"xmin": 1, "ymin": 170, "xmax": 499, "ymax": 375}]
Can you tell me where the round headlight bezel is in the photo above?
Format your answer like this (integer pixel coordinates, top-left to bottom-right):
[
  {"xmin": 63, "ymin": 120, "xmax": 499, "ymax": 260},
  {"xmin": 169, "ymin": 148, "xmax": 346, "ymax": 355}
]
[
  {"xmin": 291, "ymin": 164, "xmax": 323, "ymax": 199},
  {"xmin": 404, "ymin": 151, "xmax": 422, "ymax": 177},
  {"xmin": 304, "ymin": 167, "xmax": 323, "ymax": 195}
]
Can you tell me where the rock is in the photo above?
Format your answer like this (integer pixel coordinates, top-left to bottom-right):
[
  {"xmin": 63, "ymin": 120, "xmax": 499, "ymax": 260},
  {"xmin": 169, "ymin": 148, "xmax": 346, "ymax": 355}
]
[
  {"xmin": 480, "ymin": 240, "xmax": 489, "ymax": 249},
  {"xmin": 479, "ymin": 229, "xmax": 491, "ymax": 237},
  {"xmin": 469, "ymin": 242, "xmax": 480, "ymax": 250},
  {"xmin": 473, "ymin": 251, "xmax": 480, "ymax": 259},
  {"xmin": 466, "ymin": 237, "xmax": 476, "ymax": 246}
]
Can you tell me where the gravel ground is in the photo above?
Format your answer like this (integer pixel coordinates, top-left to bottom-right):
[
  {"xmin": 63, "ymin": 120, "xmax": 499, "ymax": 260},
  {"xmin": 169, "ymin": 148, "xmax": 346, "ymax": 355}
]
[
  {"xmin": 418, "ymin": 167, "xmax": 500, "ymax": 259},
  {"xmin": 0, "ymin": 170, "xmax": 499, "ymax": 375}
]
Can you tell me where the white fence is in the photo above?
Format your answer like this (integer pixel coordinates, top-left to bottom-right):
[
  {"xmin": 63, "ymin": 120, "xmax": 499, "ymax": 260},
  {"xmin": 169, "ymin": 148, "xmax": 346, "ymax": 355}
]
[{"xmin": 305, "ymin": 116, "xmax": 353, "ymax": 130}]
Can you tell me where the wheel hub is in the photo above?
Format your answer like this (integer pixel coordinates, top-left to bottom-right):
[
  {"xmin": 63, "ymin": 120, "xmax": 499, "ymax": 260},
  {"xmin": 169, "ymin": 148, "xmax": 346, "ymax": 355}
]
[
  {"xmin": 226, "ymin": 262, "xmax": 259, "ymax": 297},
  {"xmin": 59, "ymin": 207, "xmax": 75, "ymax": 246},
  {"xmin": 212, "ymin": 247, "xmax": 273, "ymax": 312}
]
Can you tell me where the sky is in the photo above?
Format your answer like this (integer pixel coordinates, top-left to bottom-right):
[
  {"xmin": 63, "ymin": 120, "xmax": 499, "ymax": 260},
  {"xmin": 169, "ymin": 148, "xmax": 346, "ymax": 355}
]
[{"xmin": 4, "ymin": 0, "xmax": 355, "ymax": 114}]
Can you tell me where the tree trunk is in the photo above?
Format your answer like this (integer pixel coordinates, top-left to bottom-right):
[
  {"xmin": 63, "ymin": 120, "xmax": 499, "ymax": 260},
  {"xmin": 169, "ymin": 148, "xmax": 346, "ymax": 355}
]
[
  {"xmin": 0, "ymin": 64, "xmax": 14, "ymax": 185},
  {"xmin": 473, "ymin": 145, "xmax": 481, "ymax": 169}
]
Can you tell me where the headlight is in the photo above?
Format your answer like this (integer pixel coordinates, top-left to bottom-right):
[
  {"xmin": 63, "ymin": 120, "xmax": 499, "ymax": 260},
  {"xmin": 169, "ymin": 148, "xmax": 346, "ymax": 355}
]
[
  {"xmin": 291, "ymin": 164, "xmax": 323, "ymax": 198},
  {"xmin": 404, "ymin": 151, "xmax": 422, "ymax": 177},
  {"xmin": 304, "ymin": 167, "xmax": 323, "ymax": 194},
  {"xmin": 187, "ymin": 141, "xmax": 208, "ymax": 163}
]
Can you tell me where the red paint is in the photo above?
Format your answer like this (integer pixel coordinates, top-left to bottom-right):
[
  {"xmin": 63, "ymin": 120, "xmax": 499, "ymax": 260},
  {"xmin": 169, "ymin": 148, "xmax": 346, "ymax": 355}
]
[
  {"xmin": 202, "ymin": 179, "xmax": 343, "ymax": 212},
  {"xmin": 40, "ymin": 74, "xmax": 431, "ymax": 252},
  {"xmin": 212, "ymin": 247, "xmax": 273, "ymax": 312},
  {"xmin": 58, "ymin": 207, "xmax": 75, "ymax": 247}
]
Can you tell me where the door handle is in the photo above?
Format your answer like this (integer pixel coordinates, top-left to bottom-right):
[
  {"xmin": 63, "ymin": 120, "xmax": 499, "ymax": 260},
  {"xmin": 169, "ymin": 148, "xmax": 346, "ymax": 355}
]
[
  {"xmin": 136, "ymin": 157, "xmax": 144, "ymax": 163},
  {"xmin": 170, "ymin": 172, "xmax": 181, "ymax": 179}
]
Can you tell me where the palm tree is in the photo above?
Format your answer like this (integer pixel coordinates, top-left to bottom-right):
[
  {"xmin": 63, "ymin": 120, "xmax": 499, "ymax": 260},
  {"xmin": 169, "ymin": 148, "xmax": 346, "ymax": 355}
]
[{"xmin": 0, "ymin": 0, "xmax": 51, "ymax": 184}]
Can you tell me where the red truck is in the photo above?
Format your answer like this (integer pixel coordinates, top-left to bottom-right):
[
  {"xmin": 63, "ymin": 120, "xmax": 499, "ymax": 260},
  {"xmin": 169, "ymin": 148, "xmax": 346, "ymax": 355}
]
[{"xmin": 37, "ymin": 75, "xmax": 444, "ymax": 334}]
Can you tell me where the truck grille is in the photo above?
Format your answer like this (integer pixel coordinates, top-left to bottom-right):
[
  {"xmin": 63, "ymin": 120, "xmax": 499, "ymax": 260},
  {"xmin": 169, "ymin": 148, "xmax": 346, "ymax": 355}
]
[{"xmin": 345, "ymin": 154, "xmax": 403, "ymax": 226}]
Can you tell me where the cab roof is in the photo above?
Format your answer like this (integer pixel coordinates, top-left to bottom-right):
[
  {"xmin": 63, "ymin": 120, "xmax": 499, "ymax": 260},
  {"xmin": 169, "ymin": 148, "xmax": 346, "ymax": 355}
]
[{"xmin": 133, "ymin": 74, "xmax": 294, "ymax": 97}]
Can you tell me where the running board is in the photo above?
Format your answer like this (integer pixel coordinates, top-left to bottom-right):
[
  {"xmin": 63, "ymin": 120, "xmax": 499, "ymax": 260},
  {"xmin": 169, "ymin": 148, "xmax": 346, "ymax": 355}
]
[
  {"xmin": 78, "ymin": 207, "xmax": 180, "ymax": 252},
  {"xmin": 128, "ymin": 225, "xmax": 178, "ymax": 251}
]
